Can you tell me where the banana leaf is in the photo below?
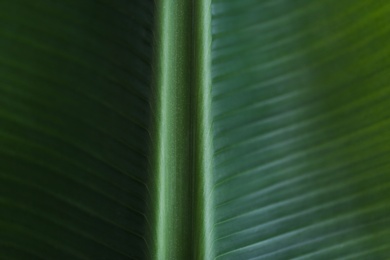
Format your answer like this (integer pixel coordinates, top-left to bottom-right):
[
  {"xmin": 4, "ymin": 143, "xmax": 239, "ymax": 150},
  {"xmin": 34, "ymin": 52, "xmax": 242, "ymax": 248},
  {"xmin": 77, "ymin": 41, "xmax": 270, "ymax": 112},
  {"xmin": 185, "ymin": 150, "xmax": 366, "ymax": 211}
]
[{"xmin": 0, "ymin": 0, "xmax": 389, "ymax": 259}]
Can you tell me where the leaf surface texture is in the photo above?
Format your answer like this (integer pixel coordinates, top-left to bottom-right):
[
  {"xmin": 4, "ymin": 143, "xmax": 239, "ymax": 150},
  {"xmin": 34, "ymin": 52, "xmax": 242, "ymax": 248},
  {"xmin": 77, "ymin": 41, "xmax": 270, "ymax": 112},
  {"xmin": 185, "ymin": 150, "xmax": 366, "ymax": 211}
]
[{"xmin": 0, "ymin": 0, "xmax": 389, "ymax": 259}]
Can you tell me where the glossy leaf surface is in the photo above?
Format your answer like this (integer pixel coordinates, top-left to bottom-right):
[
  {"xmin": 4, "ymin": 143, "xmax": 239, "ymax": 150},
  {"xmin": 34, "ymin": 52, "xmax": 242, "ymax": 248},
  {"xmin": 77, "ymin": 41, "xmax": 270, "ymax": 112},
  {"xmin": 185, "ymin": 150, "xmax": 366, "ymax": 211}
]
[
  {"xmin": 210, "ymin": 1, "xmax": 390, "ymax": 259},
  {"xmin": 0, "ymin": 0, "xmax": 389, "ymax": 259}
]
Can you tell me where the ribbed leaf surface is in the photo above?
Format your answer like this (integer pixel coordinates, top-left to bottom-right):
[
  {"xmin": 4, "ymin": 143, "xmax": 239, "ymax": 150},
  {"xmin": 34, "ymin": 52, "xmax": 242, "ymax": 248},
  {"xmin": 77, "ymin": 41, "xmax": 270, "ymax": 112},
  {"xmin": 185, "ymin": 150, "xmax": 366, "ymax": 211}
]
[
  {"xmin": 1, "ymin": 0, "xmax": 390, "ymax": 259},
  {"xmin": 0, "ymin": 1, "xmax": 154, "ymax": 259},
  {"xmin": 210, "ymin": 0, "xmax": 390, "ymax": 259}
]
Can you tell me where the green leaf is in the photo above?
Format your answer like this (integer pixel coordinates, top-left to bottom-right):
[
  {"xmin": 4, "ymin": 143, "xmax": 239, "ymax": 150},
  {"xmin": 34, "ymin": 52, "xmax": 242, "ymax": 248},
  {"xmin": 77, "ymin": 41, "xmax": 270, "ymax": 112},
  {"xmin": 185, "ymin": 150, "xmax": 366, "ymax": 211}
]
[
  {"xmin": 0, "ymin": 0, "xmax": 390, "ymax": 259},
  {"xmin": 210, "ymin": 0, "xmax": 390, "ymax": 259},
  {"xmin": 0, "ymin": 1, "xmax": 155, "ymax": 259}
]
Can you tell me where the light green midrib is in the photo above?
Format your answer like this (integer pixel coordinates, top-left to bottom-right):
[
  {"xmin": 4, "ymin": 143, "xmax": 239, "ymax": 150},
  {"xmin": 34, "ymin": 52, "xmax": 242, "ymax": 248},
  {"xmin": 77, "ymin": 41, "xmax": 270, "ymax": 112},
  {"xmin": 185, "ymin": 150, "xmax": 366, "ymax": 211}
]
[
  {"xmin": 192, "ymin": 1, "xmax": 215, "ymax": 260},
  {"xmin": 150, "ymin": 0, "xmax": 214, "ymax": 259}
]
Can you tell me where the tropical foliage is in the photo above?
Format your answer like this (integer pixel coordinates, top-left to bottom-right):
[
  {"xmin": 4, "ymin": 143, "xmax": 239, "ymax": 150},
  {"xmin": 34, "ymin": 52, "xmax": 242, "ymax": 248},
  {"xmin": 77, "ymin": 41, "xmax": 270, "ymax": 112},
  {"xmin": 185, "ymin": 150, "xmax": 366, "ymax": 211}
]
[{"xmin": 0, "ymin": 0, "xmax": 389, "ymax": 259}]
